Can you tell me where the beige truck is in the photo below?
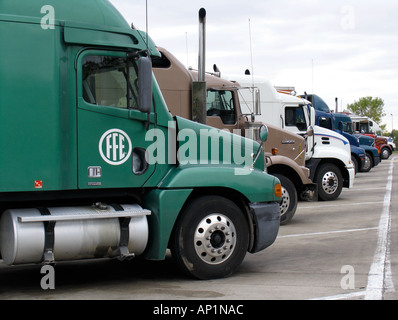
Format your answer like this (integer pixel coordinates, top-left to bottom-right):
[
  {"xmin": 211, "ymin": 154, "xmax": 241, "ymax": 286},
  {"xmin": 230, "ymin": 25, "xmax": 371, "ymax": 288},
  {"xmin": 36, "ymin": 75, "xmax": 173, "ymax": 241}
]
[{"xmin": 152, "ymin": 47, "xmax": 316, "ymax": 224}]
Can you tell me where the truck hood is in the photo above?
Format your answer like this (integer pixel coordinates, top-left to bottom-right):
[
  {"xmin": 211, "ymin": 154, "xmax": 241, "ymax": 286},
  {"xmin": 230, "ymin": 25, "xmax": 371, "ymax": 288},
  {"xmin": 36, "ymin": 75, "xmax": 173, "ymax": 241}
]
[
  {"xmin": 175, "ymin": 116, "xmax": 263, "ymax": 170},
  {"xmin": 339, "ymin": 131, "xmax": 360, "ymax": 147},
  {"xmin": 313, "ymin": 126, "xmax": 352, "ymax": 165},
  {"xmin": 354, "ymin": 134, "xmax": 375, "ymax": 147},
  {"xmin": 314, "ymin": 125, "xmax": 350, "ymax": 146}
]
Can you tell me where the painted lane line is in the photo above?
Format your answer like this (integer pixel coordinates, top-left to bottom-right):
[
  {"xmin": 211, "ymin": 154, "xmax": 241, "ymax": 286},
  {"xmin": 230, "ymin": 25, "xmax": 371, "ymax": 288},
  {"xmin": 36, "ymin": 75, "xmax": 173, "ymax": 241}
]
[
  {"xmin": 310, "ymin": 158, "xmax": 396, "ymax": 301},
  {"xmin": 345, "ymin": 187, "xmax": 385, "ymax": 191},
  {"xmin": 364, "ymin": 159, "xmax": 394, "ymax": 300},
  {"xmin": 278, "ymin": 227, "xmax": 378, "ymax": 239},
  {"xmin": 298, "ymin": 201, "xmax": 383, "ymax": 209},
  {"xmin": 310, "ymin": 291, "xmax": 366, "ymax": 300}
]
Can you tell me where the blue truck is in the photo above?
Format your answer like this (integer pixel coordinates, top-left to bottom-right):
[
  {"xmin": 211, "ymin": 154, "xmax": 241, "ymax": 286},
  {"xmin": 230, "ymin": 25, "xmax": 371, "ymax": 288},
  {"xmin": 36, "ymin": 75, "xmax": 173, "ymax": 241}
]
[
  {"xmin": 302, "ymin": 94, "xmax": 379, "ymax": 173},
  {"xmin": 316, "ymin": 110, "xmax": 366, "ymax": 173},
  {"xmin": 352, "ymin": 132, "xmax": 381, "ymax": 171},
  {"xmin": 332, "ymin": 113, "xmax": 380, "ymax": 172}
]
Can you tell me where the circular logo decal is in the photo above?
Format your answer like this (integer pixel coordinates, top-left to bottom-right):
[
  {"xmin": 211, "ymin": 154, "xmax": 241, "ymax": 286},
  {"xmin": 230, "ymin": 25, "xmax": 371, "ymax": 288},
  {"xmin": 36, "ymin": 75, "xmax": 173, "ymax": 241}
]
[{"xmin": 99, "ymin": 129, "xmax": 132, "ymax": 165}]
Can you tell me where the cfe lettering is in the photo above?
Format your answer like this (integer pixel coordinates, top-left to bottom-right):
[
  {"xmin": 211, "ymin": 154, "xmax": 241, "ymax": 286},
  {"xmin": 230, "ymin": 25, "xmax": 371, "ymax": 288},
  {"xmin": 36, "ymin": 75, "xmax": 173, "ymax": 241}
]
[
  {"xmin": 106, "ymin": 132, "xmax": 126, "ymax": 161},
  {"xmin": 99, "ymin": 129, "xmax": 132, "ymax": 166}
]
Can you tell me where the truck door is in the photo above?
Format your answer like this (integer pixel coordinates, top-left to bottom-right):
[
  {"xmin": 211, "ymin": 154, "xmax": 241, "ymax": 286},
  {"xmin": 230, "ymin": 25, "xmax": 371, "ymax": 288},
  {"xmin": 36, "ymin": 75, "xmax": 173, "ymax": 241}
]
[
  {"xmin": 283, "ymin": 104, "xmax": 314, "ymax": 160},
  {"xmin": 76, "ymin": 50, "xmax": 156, "ymax": 189}
]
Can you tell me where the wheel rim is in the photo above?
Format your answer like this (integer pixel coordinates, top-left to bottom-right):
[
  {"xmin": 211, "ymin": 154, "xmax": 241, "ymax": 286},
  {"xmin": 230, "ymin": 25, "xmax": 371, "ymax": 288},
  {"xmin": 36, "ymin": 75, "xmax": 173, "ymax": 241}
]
[
  {"xmin": 382, "ymin": 149, "xmax": 389, "ymax": 159},
  {"xmin": 321, "ymin": 171, "xmax": 339, "ymax": 194},
  {"xmin": 279, "ymin": 186, "xmax": 290, "ymax": 216},
  {"xmin": 194, "ymin": 214, "xmax": 236, "ymax": 265},
  {"xmin": 363, "ymin": 156, "xmax": 371, "ymax": 170}
]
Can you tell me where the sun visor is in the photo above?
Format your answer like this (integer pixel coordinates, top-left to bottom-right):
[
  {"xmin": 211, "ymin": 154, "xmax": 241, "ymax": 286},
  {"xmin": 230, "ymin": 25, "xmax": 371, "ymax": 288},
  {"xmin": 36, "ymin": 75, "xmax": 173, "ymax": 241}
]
[{"xmin": 63, "ymin": 23, "xmax": 142, "ymax": 49}]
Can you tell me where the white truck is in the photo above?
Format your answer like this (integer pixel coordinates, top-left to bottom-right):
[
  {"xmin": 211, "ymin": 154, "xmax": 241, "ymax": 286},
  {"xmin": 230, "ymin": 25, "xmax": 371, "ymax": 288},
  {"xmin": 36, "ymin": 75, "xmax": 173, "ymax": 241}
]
[{"xmin": 237, "ymin": 80, "xmax": 355, "ymax": 201}]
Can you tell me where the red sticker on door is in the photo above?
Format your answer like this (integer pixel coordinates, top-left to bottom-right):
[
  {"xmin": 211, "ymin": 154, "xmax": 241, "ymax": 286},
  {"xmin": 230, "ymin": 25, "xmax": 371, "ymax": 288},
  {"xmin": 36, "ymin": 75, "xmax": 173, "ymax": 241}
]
[{"xmin": 34, "ymin": 180, "xmax": 43, "ymax": 189}]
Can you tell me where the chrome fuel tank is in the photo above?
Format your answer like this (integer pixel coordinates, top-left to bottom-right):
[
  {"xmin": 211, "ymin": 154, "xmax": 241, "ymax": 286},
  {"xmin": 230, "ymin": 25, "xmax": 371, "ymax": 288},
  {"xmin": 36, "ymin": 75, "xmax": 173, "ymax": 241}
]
[{"xmin": 0, "ymin": 204, "xmax": 150, "ymax": 265}]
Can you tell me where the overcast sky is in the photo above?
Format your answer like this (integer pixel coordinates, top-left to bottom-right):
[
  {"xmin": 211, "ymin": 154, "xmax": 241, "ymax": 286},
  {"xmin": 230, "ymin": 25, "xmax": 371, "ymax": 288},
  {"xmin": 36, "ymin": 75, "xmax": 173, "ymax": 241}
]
[{"xmin": 110, "ymin": 0, "xmax": 398, "ymax": 131}]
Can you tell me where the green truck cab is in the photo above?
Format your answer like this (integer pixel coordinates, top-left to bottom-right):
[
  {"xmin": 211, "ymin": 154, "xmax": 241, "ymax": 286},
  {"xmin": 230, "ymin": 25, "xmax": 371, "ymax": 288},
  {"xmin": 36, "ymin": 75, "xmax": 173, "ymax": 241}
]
[{"xmin": 0, "ymin": 0, "xmax": 281, "ymax": 279}]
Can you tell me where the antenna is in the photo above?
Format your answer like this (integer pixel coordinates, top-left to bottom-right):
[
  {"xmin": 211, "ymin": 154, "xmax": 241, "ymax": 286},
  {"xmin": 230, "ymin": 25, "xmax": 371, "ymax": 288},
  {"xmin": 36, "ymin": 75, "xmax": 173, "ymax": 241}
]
[
  {"xmin": 248, "ymin": 18, "xmax": 256, "ymax": 116},
  {"xmin": 311, "ymin": 58, "xmax": 314, "ymax": 93},
  {"xmin": 145, "ymin": 0, "xmax": 149, "ymax": 49},
  {"xmin": 248, "ymin": 18, "xmax": 254, "ymax": 87},
  {"xmin": 186, "ymin": 32, "xmax": 189, "ymax": 68}
]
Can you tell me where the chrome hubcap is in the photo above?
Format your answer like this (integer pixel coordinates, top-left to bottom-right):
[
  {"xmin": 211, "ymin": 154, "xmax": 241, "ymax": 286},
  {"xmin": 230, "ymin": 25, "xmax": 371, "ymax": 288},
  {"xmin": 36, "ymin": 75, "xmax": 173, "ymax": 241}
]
[
  {"xmin": 194, "ymin": 214, "xmax": 236, "ymax": 265},
  {"xmin": 363, "ymin": 156, "xmax": 371, "ymax": 170},
  {"xmin": 322, "ymin": 171, "xmax": 338, "ymax": 194},
  {"xmin": 279, "ymin": 186, "xmax": 290, "ymax": 216}
]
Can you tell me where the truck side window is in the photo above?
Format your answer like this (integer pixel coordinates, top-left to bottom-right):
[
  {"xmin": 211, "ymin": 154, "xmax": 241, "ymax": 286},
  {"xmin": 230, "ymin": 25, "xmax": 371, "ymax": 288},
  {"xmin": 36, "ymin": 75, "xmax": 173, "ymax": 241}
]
[
  {"xmin": 82, "ymin": 55, "xmax": 139, "ymax": 109},
  {"xmin": 206, "ymin": 90, "xmax": 236, "ymax": 124},
  {"xmin": 342, "ymin": 122, "xmax": 352, "ymax": 133},
  {"xmin": 151, "ymin": 52, "xmax": 171, "ymax": 68},
  {"xmin": 319, "ymin": 117, "xmax": 332, "ymax": 130},
  {"xmin": 285, "ymin": 107, "xmax": 307, "ymax": 131}
]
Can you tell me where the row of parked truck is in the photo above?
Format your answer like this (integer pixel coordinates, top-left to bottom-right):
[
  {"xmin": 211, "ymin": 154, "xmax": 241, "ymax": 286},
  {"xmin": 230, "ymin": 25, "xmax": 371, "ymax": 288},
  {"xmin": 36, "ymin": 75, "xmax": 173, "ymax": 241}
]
[
  {"xmin": 150, "ymin": 10, "xmax": 392, "ymax": 234},
  {"xmin": 153, "ymin": 45, "xmax": 390, "ymax": 226},
  {"xmin": 0, "ymin": 0, "xmax": 389, "ymax": 280}
]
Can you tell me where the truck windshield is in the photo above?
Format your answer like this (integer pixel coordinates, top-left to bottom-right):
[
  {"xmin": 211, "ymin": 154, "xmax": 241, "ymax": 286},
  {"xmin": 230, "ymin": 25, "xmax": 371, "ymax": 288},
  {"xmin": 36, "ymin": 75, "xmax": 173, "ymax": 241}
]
[
  {"xmin": 82, "ymin": 55, "xmax": 139, "ymax": 109},
  {"xmin": 341, "ymin": 121, "xmax": 353, "ymax": 133},
  {"xmin": 206, "ymin": 89, "xmax": 236, "ymax": 124}
]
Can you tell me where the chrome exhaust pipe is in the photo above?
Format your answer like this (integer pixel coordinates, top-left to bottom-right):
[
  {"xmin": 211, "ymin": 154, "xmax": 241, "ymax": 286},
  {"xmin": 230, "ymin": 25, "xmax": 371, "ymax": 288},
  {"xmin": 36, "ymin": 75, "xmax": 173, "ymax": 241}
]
[
  {"xmin": 198, "ymin": 8, "xmax": 206, "ymax": 82},
  {"xmin": 192, "ymin": 8, "xmax": 207, "ymax": 124}
]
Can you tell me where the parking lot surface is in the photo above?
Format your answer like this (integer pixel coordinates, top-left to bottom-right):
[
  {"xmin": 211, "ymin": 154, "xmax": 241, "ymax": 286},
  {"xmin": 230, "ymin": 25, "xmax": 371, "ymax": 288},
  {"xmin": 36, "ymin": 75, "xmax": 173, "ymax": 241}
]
[{"xmin": 0, "ymin": 157, "xmax": 397, "ymax": 300}]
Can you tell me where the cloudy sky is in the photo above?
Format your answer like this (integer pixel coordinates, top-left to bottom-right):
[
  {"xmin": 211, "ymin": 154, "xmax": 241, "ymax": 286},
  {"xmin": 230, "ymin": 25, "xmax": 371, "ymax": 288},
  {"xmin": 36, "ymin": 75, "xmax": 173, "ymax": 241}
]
[{"xmin": 110, "ymin": 0, "xmax": 398, "ymax": 131}]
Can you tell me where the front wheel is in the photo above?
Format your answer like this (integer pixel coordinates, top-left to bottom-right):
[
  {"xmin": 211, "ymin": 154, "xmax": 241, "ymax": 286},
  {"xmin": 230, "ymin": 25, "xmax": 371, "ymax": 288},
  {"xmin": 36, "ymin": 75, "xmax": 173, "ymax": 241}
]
[
  {"xmin": 351, "ymin": 156, "xmax": 358, "ymax": 174},
  {"xmin": 274, "ymin": 174, "xmax": 298, "ymax": 225},
  {"xmin": 360, "ymin": 153, "xmax": 373, "ymax": 172},
  {"xmin": 381, "ymin": 147, "xmax": 391, "ymax": 160},
  {"xmin": 315, "ymin": 163, "xmax": 343, "ymax": 201},
  {"xmin": 170, "ymin": 196, "xmax": 249, "ymax": 279}
]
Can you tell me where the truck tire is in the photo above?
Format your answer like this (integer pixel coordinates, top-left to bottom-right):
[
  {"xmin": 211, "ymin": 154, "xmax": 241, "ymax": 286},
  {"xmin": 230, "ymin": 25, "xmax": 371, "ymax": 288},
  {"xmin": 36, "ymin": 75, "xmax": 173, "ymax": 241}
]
[
  {"xmin": 381, "ymin": 147, "xmax": 391, "ymax": 160},
  {"xmin": 351, "ymin": 156, "xmax": 358, "ymax": 174},
  {"xmin": 315, "ymin": 163, "xmax": 343, "ymax": 201},
  {"xmin": 274, "ymin": 174, "xmax": 297, "ymax": 225},
  {"xmin": 170, "ymin": 195, "xmax": 249, "ymax": 280},
  {"xmin": 360, "ymin": 153, "xmax": 373, "ymax": 172}
]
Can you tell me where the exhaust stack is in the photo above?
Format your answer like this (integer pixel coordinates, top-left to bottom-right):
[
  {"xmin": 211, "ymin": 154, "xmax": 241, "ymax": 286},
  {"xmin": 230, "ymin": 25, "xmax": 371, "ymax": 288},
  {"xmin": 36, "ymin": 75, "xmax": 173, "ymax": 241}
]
[
  {"xmin": 192, "ymin": 8, "xmax": 207, "ymax": 124},
  {"xmin": 198, "ymin": 8, "xmax": 206, "ymax": 82}
]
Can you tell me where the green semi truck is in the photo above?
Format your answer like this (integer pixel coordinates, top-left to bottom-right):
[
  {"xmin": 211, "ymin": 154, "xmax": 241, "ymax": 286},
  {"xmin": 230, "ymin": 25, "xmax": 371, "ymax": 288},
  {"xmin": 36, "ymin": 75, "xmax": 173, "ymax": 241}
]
[{"xmin": 0, "ymin": 0, "xmax": 281, "ymax": 279}]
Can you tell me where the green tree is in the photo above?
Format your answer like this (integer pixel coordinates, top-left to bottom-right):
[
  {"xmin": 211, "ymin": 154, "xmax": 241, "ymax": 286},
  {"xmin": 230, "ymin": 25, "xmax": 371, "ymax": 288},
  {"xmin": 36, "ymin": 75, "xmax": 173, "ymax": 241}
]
[
  {"xmin": 347, "ymin": 97, "xmax": 385, "ymax": 124},
  {"xmin": 380, "ymin": 124, "xmax": 387, "ymax": 135}
]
